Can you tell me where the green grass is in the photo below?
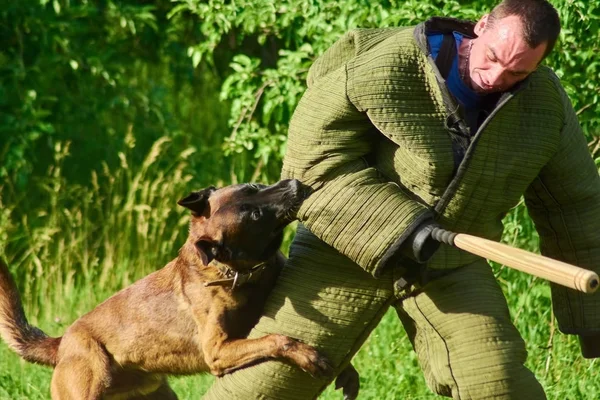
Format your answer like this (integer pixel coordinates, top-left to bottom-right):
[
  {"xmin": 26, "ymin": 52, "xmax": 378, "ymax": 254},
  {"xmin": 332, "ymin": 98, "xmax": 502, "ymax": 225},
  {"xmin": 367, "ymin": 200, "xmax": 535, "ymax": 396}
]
[
  {"xmin": 1, "ymin": 291, "xmax": 598, "ymax": 399},
  {"xmin": 1, "ymin": 139, "xmax": 598, "ymax": 399}
]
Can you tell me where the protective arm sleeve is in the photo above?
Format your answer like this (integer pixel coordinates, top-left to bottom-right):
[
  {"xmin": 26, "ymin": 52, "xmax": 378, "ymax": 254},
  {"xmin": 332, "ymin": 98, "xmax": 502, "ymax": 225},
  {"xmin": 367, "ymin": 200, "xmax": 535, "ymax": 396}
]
[
  {"xmin": 524, "ymin": 84, "xmax": 600, "ymax": 337},
  {"xmin": 281, "ymin": 65, "xmax": 433, "ymax": 278}
]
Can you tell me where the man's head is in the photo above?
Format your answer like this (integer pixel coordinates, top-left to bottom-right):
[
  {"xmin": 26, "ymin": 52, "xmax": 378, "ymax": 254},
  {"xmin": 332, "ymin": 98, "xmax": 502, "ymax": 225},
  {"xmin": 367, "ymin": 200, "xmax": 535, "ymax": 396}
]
[{"xmin": 467, "ymin": 0, "xmax": 560, "ymax": 94}]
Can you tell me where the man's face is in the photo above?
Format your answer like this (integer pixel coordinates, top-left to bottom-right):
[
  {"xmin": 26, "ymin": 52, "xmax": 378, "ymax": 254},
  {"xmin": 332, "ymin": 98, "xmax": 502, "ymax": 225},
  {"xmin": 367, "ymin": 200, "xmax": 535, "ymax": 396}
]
[{"xmin": 468, "ymin": 14, "xmax": 547, "ymax": 94}]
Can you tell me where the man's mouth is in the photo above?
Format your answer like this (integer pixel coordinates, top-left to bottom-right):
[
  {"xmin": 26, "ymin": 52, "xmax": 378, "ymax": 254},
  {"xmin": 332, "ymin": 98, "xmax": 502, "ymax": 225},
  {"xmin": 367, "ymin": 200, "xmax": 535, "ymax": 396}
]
[
  {"xmin": 299, "ymin": 184, "xmax": 314, "ymax": 201},
  {"xmin": 472, "ymin": 72, "xmax": 500, "ymax": 93}
]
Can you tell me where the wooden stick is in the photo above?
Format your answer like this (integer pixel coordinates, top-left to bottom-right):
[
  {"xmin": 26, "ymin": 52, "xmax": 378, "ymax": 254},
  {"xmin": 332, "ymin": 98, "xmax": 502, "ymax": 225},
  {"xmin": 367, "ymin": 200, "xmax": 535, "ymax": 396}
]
[{"xmin": 431, "ymin": 228, "xmax": 599, "ymax": 294}]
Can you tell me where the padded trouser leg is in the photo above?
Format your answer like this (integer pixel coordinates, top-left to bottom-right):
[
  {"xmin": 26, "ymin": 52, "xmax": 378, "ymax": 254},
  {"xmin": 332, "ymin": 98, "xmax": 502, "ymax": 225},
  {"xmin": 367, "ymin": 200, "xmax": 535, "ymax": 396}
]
[
  {"xmin": 394, "ymin": 260, "xmax": 546, "ymax": 400},
  {"xmin": 202, "ymin": 225, "xmax": 395, "ymax": 399}
]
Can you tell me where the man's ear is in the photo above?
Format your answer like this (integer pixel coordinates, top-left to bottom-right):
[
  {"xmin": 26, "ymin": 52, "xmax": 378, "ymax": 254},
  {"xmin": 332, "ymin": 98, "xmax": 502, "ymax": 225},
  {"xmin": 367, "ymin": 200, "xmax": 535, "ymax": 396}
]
[
  {"xmin": 177, "ymin": 186, "xmax": 216, "ymax": 216},
  {"xmin": 474, "ymin": 13, "xmax": 489, "ymax": 36},
  {"xmin": 194, "ymin": 239, "xmax": 218, "ymax": 265}
]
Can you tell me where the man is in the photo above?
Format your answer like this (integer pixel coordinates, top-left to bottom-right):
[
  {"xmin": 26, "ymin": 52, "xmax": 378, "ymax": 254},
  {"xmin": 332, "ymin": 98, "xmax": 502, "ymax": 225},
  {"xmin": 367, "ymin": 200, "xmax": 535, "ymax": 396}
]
[{"xmin": 204, "ymin": 0, "xmax": 600, "ymax": 398}]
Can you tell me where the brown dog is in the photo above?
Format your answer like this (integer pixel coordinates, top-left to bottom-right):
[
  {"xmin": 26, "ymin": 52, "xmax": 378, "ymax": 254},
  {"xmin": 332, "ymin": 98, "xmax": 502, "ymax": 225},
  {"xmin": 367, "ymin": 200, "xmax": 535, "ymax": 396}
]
[{"xmin": 0, "ymin": 179, "xmax": 359, "ymax": 400}]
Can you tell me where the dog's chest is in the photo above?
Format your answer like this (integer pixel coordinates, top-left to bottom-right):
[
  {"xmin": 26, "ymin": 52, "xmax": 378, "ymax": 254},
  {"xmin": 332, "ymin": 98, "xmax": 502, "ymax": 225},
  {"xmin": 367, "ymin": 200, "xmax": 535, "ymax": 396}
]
[{"xmin": 213, "ymin": 286, "xmax": 267, "ymax": 339}]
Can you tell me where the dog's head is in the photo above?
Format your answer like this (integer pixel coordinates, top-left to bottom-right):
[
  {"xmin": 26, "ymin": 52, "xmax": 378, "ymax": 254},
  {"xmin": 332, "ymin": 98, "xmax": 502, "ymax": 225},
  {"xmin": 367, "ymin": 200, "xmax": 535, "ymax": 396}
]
[{"xmin": 178, "ymin": 179, "xmax": 312, "ymax": 271}]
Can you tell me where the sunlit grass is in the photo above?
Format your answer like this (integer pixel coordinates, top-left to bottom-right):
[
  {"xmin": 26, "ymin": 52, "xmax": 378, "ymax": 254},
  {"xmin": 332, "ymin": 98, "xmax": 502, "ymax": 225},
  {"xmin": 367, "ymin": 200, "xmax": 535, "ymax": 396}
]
[
  {"xmin": 2, "ymin": 298, "xmax": 598, "ymax": 399},
  {"xmin": 0, "ymin": 139, "xmax": 598, "ymax": 399}
]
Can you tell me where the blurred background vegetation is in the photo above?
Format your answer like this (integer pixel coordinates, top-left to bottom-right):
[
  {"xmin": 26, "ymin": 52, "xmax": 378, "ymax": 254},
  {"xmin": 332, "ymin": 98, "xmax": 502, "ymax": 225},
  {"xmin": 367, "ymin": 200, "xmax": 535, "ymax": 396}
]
[{"xmin": 0, "ymin": 0, "xmax": 599, "ymax": 398}]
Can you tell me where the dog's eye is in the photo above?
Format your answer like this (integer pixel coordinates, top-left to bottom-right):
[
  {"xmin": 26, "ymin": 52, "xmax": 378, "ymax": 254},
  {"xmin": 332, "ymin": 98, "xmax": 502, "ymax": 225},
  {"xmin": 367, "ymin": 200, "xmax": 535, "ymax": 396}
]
[{"xmin": 250, "ymin": 209, "xmax": 262, "ymax": 220}]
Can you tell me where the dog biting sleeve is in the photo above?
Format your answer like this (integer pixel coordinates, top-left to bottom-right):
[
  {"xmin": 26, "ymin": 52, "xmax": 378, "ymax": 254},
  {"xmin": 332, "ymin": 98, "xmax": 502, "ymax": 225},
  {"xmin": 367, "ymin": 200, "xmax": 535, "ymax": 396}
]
[
  {"xmin": 524, "ymin": 76, "xmax": 600, "ymax": 335},
  {"xmin": 282, "ymin": 55, "xmax": 433, "ymax": 278}
]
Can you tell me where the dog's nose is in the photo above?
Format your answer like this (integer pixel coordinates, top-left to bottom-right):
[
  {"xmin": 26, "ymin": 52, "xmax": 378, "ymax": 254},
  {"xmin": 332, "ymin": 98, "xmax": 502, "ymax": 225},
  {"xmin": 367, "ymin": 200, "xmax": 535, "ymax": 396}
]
[{"xmin": 286, "ymin": 179, "xmax": 313, "ymax": 199}]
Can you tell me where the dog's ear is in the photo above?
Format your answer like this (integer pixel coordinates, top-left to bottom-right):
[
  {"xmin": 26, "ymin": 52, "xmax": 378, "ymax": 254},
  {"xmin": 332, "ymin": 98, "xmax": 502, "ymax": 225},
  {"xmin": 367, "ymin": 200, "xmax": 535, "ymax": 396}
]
[
  {"xmin": 177, "ymin": 186, "xmax": 216, "ymax": 216},
  {"xmin": 194, "ymin": 239, "xmax": 218, "ymax": 265}
]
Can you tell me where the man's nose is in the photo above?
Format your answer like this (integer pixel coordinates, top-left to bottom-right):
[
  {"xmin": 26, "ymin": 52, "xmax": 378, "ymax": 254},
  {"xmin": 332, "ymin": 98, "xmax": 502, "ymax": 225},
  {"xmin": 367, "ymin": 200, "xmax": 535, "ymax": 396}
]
[{"xmin": 485, "ymin": 65, "xmax": 506, "ymax": 87}]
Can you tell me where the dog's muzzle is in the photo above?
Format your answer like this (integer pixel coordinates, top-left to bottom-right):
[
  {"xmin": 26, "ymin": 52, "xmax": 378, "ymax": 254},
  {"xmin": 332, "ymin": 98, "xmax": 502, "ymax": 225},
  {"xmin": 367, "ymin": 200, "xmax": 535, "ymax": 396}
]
[{"xmin": 203, "ymin": 261, "xmax": 268, "ymax": 291}]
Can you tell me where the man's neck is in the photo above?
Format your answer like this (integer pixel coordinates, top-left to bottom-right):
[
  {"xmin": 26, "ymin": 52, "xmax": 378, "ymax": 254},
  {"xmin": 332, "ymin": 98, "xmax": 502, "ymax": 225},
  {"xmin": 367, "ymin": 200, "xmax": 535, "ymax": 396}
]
[{"xmin": 458, "ymin": 37, "xmax": 474, "ymax": 90}]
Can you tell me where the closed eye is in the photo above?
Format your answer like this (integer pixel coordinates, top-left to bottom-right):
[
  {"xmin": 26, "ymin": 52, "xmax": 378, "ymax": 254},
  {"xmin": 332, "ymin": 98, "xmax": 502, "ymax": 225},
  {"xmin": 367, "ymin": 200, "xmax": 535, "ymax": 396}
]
[{"xmin": 509, "ymin": 70, "xmax": 529, "ymax": 77}]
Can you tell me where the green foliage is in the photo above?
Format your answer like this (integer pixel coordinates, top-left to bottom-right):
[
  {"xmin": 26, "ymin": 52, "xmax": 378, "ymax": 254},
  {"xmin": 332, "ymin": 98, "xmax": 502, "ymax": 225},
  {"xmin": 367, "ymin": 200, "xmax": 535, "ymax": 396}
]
[
  {"xmin": 170, "ymin": 0, "xmax": 478, "ymax": 180},
  {"xmin": 0, "ymin": 136, "xmax": 196, "ymax": 323},
  {"xmin": 552, "ymin": 0, "xmax": 600, "ymax": 141},
  {"xmin": 1, "ymin": 0, "xmax": 600, "ymax": 398},
  {"xmin": 0, "ymin": 0, "xmax": 229, "ymax": 190},
  {"xmin": 172, "ymin": 0, "xmax": 600, "ymax": 176},
  {"xmin": 2, "ymin": 0, "xmax": 598, "ymax": 186}
]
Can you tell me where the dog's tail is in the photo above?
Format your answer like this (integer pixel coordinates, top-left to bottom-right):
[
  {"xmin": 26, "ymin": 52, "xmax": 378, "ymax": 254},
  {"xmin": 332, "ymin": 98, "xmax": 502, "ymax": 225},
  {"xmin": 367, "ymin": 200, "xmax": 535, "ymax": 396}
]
[{"xmin": 0, "ymin": 259, "xmax": 60, "ymax": 366}]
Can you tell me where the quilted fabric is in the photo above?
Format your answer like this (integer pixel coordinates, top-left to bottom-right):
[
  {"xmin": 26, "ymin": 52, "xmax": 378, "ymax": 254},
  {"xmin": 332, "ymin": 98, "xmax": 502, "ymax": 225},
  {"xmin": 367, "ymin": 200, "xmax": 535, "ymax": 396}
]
[
  {"xmin": 281, "ymin": 25, "xmax": 600, "ymax": 334},
  {"xmin": 202, "ymin": 18, "xmax": 599, "ymax": 400},
  {"xmin": 203, "ymin": 227, "xmax": 545, "ymax": 400}
]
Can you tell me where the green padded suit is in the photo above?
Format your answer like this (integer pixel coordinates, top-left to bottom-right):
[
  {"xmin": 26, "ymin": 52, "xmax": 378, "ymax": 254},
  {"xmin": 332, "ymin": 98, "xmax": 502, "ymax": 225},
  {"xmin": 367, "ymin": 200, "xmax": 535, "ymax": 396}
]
[{"xmin": 203, "ymin": 17, "xmax": 600, "ymax": 400}]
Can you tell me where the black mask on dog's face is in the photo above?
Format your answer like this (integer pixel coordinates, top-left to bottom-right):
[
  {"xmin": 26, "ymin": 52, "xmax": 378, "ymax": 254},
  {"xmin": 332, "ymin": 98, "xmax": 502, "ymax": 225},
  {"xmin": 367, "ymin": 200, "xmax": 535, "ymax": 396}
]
[{"xmin": 179, "ymin": 180, "xmax": 311, "ymax": 271}]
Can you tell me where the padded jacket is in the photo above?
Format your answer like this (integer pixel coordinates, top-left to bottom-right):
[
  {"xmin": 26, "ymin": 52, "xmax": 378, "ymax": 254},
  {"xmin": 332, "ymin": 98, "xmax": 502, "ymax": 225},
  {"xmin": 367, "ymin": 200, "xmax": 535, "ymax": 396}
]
[{"xmin": 281, "ymin": 17, "xmax": 600, "ymax": 335}]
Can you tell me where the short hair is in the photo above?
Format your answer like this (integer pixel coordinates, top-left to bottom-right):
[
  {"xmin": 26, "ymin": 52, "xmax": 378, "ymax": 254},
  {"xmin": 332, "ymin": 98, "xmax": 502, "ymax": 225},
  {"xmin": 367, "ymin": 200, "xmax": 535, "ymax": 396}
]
[{"xmin": 487, "ymin": 0, "xmax": 561, "ymax": 59}]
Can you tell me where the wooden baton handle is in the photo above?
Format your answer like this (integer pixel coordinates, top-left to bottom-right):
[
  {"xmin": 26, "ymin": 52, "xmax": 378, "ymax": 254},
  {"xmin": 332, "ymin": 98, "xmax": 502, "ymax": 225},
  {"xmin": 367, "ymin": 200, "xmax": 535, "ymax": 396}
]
[{"xmin": 431, "ymin": 228, "xmax": 599, "ymax": 294}]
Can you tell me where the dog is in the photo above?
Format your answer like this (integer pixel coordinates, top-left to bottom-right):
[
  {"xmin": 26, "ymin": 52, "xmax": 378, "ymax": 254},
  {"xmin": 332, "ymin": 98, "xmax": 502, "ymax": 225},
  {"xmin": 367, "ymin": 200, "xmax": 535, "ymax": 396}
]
[{"xmin": 0, "ymin": 179, "xmax": 359, "ymax": 399}]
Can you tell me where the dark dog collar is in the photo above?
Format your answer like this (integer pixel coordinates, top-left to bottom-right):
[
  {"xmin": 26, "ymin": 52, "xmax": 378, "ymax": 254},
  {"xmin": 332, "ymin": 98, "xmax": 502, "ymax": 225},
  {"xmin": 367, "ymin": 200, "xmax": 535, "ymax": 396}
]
[{"xmin": 204, "ymin": 261, "xmax": 268, "ymax": 290}]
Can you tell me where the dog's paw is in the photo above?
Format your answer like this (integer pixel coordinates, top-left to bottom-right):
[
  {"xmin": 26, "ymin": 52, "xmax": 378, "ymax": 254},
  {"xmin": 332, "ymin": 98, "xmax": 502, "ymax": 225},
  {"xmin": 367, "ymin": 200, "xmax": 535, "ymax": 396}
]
[
  {"xmin": 277, "ymin": 336, "xmax": 335, "ymax": 379},
  {"xmin": 301, "ymin": 346, "xmax": 335, "ymax": 379},
  {"xmin": 335, "ymin": 364, "xmax": 360, "ymax": 400}
]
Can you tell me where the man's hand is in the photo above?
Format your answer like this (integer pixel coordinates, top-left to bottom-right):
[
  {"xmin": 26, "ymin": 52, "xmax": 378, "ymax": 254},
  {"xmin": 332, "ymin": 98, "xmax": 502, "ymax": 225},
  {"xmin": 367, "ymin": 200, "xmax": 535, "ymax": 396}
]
[{"xmin": 579, "ymin": 334, "xmax": 600, "ymax": 358}]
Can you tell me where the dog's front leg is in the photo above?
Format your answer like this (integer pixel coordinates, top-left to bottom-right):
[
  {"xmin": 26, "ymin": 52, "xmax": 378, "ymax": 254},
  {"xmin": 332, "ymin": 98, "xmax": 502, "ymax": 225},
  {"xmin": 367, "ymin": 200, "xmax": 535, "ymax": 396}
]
[{"xmin": 199, "ymin": 305, "xmax": 334, "ymax": 379}]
